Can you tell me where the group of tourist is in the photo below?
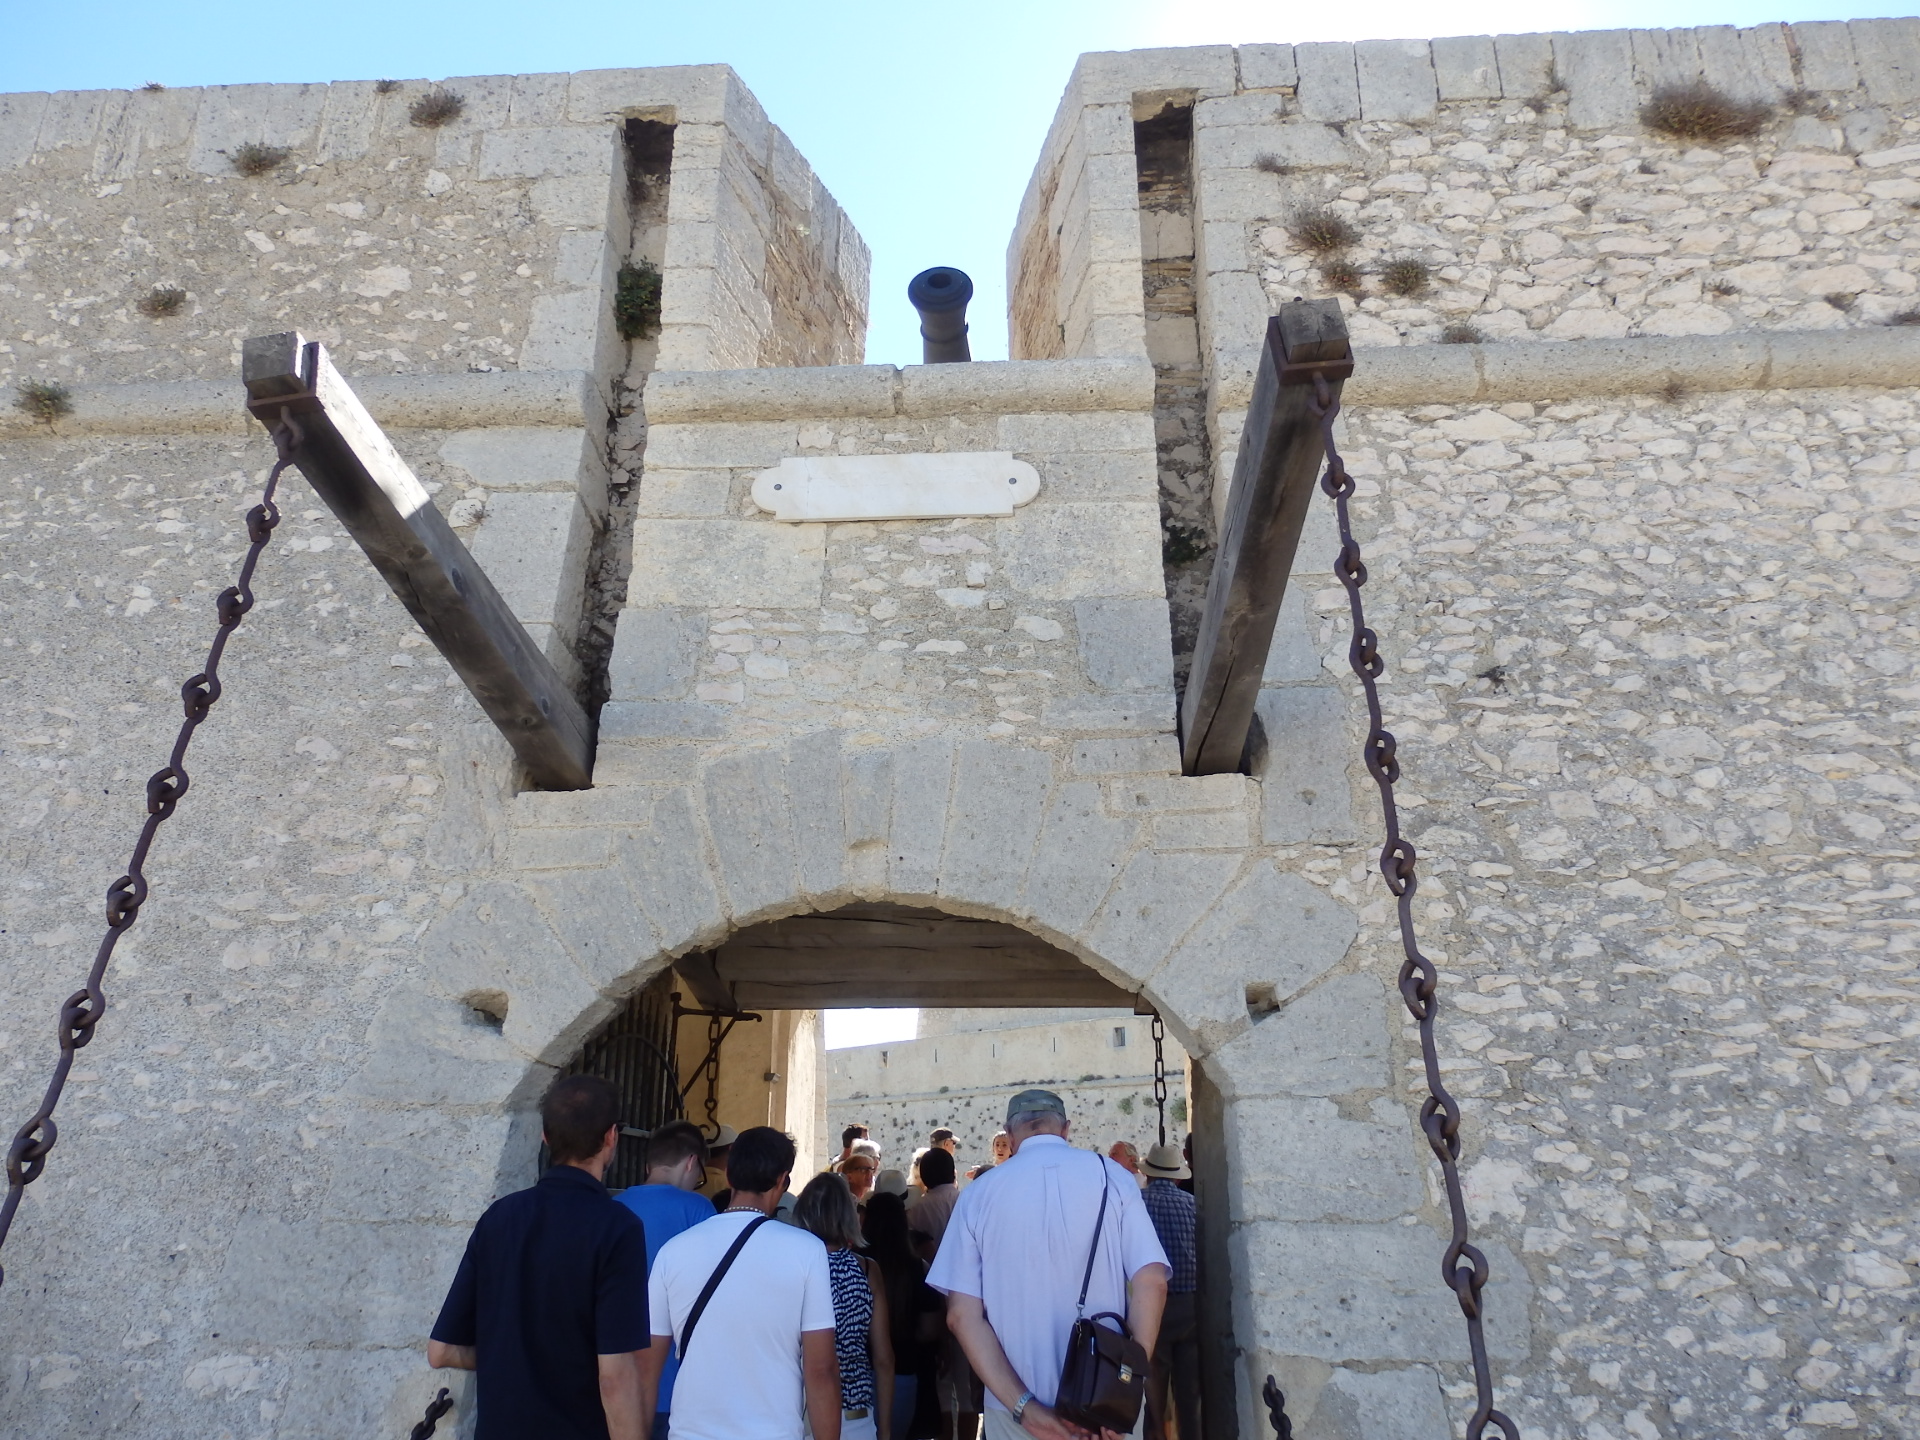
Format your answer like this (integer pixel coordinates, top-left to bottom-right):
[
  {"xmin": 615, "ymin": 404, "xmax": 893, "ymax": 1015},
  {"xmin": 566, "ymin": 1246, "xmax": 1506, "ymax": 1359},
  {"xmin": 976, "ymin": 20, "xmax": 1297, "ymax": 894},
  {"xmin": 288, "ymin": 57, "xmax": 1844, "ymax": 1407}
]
[{"xmin": 428, "ymin": 1076, "xmax": 1200, "ymax": 1440}]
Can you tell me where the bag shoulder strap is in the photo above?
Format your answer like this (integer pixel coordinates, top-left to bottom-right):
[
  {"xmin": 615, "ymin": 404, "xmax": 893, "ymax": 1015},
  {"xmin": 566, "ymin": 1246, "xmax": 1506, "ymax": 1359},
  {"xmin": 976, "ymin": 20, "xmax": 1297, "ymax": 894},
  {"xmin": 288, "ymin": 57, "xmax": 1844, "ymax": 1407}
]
[
  {"xmin": 1075, "ymin": 1158, "xmax": 1111, "ymax": 1317},
  {"xmin": 680, "ymin": 1214, "xmax": 771, "ymax": 1359}
]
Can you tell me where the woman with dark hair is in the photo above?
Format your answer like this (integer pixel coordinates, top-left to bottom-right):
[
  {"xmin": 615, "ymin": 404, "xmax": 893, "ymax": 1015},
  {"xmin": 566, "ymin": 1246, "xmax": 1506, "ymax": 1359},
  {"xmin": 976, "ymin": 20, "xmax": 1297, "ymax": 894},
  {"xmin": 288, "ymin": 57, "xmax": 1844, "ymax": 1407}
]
[
  {"xmin": 863, "ymin": 1191, "xmax": 941, "ymax": 1440},
  {"xmin": 795, "ymin": 1172, "xmax": 896, "ymax": 1440}
]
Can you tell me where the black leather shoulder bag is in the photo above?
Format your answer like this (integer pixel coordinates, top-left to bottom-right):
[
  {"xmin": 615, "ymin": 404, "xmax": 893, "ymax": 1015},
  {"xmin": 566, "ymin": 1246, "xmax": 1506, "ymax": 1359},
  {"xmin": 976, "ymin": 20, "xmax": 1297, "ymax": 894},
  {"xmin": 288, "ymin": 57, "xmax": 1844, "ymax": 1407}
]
[{"xmin": 1054, "ymin": 1163, "xmax": 1149, "ymax": 1433}]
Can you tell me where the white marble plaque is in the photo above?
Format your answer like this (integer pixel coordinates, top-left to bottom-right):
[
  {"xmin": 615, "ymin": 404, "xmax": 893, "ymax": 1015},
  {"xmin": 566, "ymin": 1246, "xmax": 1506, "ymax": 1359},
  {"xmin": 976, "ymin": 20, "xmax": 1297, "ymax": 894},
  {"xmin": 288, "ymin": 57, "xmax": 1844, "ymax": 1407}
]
[{"xmin": 750, "ymin": 451, "xmax": 1041, "ymax": 522}]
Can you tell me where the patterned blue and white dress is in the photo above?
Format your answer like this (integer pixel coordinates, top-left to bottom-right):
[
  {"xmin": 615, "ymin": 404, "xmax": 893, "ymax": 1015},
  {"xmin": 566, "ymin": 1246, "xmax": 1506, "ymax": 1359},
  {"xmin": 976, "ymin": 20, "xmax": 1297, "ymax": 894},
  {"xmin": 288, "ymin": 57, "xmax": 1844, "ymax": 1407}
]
[{"xmin": 826, "ymin": 1245, "xmax": 877, "ymax": 1412}]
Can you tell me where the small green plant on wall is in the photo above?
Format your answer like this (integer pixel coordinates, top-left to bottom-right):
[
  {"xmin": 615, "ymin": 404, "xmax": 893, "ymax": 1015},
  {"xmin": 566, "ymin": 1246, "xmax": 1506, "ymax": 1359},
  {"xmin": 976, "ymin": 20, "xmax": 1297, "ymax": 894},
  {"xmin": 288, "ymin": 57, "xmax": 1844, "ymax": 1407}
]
[
  {"xmin": 16, "ymin": 380, "xmax": 73, "ymax": 425},
  {"xmin": 615, "ymin": 261, "xmax": 664, "ymax": 340}
]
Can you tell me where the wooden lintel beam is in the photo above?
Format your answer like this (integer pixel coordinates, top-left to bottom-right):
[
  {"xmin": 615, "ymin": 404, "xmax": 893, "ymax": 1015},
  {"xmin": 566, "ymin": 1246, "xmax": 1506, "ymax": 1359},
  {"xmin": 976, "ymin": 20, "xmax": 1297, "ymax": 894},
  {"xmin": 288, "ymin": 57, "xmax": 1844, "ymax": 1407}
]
[
  {"xmin": 1179, "ymin": 300, "xmax": 1352, "ymax": 776},
  {"xmin": 241, "ymin": 332, "xmax": 592, "ymax": 790},
  {"xmin": 672, "ymin": 954, "xmax": 739, "ymax": 1014}
]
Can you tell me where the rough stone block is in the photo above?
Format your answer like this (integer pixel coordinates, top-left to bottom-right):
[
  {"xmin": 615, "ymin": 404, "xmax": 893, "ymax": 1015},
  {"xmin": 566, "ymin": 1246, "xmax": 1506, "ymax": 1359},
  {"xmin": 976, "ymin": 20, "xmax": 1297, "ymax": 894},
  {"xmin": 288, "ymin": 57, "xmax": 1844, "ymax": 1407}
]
[
  {"xmin": 617, "ymin": 789, "xmax": 728, "ymax": 953},
  {"xmin": 478, "ymin": 125, "xmax": 613, "ymax": 179},
  {"xmin": 940, "ymin": 741, "xmax": 1054, "ymax": 911},
  {"xmin": 1028, "ymin": 449, "xmax": 1159, "ymax": 503},
  {"xmin": 1211, "ymin": 971, "xmax": 1390, "ymax": 1100},
  {"xmin": 703, "ymin": 748, "xmax": 800, "ymax": 919},
  {"xmin": 508, "ymin": 72, "xmax": 571, "ymax": 126},
  {"xmin": 1238, "ymin": 1222, "xmax": 1530, "ymax": 1361},
  {"xmin": 843, "ymin": 748, "xmax": 893, "ymax": 848},
  {"xmin": 188, "ymin": 82, "xmax": 328, "ymax": 173},
  {"xmin": 1074, "ymin": 46, "xmax": 1239, "ymax": 104},
  {"xmin": 1074, "ymin": 597, "xmax": 1175, "ymax": 692},
  {"xmin": 1313, "ymin": 1366, "xmax": 1450, "ymax": 1440},
  {"xmin": 1040, "ymin": 693, "xmax": 1177, "ymax": 735},
  {"xmin": 644, "ymin": 419, "xmax": 802, "ymax": 468},
  {"xmin": 345, "ymin": 985, "xmax": 530, "ymax": 1107},
  {"xmin": 598, "ymin": 701, "xmax": 728, "ymax": 741},
  {"xmin": 1152, "ymin": 809, "xmax": 1250, "ymax": 850},
  {"xmin": 1697, "ymin": 24, "xmax": 1792, "ymax": 100},
  {"xmin": 1239, "ymin": 44, "xmax": 1298, "ymax": 91},
  {"xmin": 1228, "ymin": 1097, "xmax": 1422, "ymax": 1223},
  {"xmin": 554, "ymin": 228, "xmax": 612, "ymax": 288},
  {"xmin": 0, "ymin": 92, "xmax": 51, "ymax": 169},
  {"xmin": 626, "ymin": 518, "xmax": 824, "ymax": 609},
  {"xmin": 321, "ymin": 1109, "xmax": 517, "ymax": 1224},
  {"xmin": 1555, "ymin": 30, "xmax": 1639, "ymax": 130},
  {"xmin": 996, "ymin": 410, "xmax": 1155, "ymax": 457},
  {"xmin": 209, "ymin": 1217, "xmax": 459, "ymax": 1348},
  {"xmin": 607, "ymin": 606, "xmax": 700, "ymax": 702},
  {"xmin": 1431, "ymin": 35, "xmax": 1501, "ymax": 100},
  {"xmin": 1492, "ymin": 33, "xmax": 1556, "ymax": 99},
  {"xmin": 786, "ymin": 728, "xmax": 849, "ymax": 899},
  {"xmin": 467, "ymin": 490, "xmax": 593, "ymax": 637},
  {"xmin": 423, "ymin": 880, "xmax": 609, "ymax": 1062},
  {"xmin": 1148, "ymin": 862, "xmax": 1357, "ymax": 1054},
  {"xmin": 520, "ymin": 288, "xmax": 604, "ymax": 373},
  {"xmin": 1851, "ymin": 18, "xmax": 1920, "ymax": 105},
  {"xmin": 509, "ymin": 826, "xmax": 614, "ymax": 870},
  {"xmin": 1255, "ymin": 687, "xmax": 1357, "ymax": 843},
  {"xmin": 1069, "ymin": 736, "xmax": 1182, "ymax": 776},
  {"xmin": 1356, "ymin": 40, "xmax": 1437, "ymax": 122},
  {"xmin": 1108, "ymin": 772, "xmax": 1248, "ymax": 814},
  {"xmin": 1086, "ymin": 849, "xmax": 1243, "ymax": 981},
  {"xmin": 532, "ymin": 172, "xmax": 618, "ymax": 227},
  {"xmin": 566, "ymin": 65, "xmax": 728, "ymax": 124},
  {"xmin": 522, "ymin": 864, "xmax": 661, "ymax": 994},
  {"xmin": 1794, "ymin": 21, "xmax": 1861, "ymax": 93},
  {"xmin": 1262, "ymin": 587, "xmax": 1323, "ymax": 684},
  {"xmin": 1020, "ymin": 780, "xmax": 1139, "ymax": 937},
  {"xmin": 888, "ymin": 734, "xmax": 956, "ymax": 898},
  {"xmin": 1294, "ymin": 43, "xmax": 1361, "ymax": 122},
  {"xmin": 1002, "ymin": 502, "xmax": 1163, "ymax": 601},
  {"xmin": 438, "ymin": 426, "xmax": 597, "ymax": 492},
  {"xmin": 1631, "ymin": 27, "xmax": 1704, "ymax": 91}
]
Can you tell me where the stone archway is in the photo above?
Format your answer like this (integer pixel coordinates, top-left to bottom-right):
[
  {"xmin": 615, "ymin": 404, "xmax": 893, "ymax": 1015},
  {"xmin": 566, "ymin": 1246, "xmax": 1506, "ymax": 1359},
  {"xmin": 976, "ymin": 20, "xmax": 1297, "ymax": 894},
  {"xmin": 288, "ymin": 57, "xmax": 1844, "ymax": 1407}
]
[{"xmin": 335, "ymin": 733, "xmax": 1516, "ymax": 1438}]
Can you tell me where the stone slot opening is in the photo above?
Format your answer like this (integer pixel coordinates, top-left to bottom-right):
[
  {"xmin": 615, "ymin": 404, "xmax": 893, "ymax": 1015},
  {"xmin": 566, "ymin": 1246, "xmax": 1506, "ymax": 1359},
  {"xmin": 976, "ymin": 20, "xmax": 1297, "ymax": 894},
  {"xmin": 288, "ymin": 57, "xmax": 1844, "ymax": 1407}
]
[
  {"xmin": 1132, "ymin": 98, "xmax": 1213, "ymax": 699},
  {"xmin": 541, "ymin": 902, "xmax": 1239, "ymax": 1440},
  {"xmin": 581, "ymin": 119, "xmax": 677, "ymax": 727}
]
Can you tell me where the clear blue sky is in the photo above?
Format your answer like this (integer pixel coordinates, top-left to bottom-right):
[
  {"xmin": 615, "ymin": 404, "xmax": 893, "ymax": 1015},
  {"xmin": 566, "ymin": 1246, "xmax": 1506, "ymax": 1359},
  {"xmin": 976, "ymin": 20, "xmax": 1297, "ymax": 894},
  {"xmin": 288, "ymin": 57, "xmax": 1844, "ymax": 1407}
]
[{"xmin": 3, "ymin": 2, "xmax": 1900, "ymax": 366}]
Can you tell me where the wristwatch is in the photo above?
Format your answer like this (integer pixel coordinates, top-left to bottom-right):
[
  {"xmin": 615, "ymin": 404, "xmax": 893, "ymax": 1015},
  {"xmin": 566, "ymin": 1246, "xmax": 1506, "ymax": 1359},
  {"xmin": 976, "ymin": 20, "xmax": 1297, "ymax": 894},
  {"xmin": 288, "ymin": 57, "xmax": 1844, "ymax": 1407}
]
[{"xmin": 1013, "ymin": 1391, "xmax": 1035, "ymax": 1422}]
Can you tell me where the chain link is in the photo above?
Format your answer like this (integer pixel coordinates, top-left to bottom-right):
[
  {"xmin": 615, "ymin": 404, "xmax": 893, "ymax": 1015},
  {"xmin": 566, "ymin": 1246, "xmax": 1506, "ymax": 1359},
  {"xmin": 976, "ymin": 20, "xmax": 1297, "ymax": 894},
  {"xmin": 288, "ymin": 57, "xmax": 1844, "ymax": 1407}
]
[
  {"xmin": 1311, "ymin": 374, "xmax": 1518, "ymax": 1440},
  {"xmin": 702, "ymin": 1013, "xmax": 725, "ymax": 1139},
  {"xmin": 410, "ymin": 1387, "xmax": 454, "ymax": 1439},
  {"xmin": 1150, "ymin": 1014, "xmax": 1169, "ymax": 1148},
  {"xmin": 0, "ymin": 414, "xmax": 299, "ymax": 1290}
]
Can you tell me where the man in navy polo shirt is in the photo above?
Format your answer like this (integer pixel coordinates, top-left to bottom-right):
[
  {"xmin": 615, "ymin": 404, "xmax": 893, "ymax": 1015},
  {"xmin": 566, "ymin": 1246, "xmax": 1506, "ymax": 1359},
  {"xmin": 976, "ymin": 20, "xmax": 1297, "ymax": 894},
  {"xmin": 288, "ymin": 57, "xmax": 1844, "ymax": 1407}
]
[{"xmin": 428, "ymin": 1074, "xmax": 652, "ymax": 1440}]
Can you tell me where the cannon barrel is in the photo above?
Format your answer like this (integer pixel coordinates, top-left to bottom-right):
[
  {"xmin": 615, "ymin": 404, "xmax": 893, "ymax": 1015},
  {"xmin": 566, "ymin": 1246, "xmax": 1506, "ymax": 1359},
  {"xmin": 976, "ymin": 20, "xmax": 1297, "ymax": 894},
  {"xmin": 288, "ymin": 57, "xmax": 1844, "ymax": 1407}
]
[{"xmin": 908, "ymin": 266, "xmax": 973, "ymax": 364}]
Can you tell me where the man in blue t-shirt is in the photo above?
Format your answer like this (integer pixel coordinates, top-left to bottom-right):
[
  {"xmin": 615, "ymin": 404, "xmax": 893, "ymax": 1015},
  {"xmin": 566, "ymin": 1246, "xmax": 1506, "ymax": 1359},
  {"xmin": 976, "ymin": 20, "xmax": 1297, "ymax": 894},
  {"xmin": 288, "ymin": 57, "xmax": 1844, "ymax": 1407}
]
[{"xmin": 616, "ymin": 1119, "xmax": 715, "ymax": 1440}]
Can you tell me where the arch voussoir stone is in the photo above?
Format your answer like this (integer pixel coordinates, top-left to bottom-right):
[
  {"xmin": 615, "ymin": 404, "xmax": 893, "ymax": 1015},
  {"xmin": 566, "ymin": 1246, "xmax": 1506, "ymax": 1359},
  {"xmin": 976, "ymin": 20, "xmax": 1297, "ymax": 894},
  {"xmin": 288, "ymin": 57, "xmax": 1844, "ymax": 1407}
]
[
  {"xmin": 1143, "ymin": 861, "xmax": 1360, "ymax": 1057},
  {"xmin": 613, "ymin": 787, "xmax": 730, "ymax": 957},
  {"xmin": 936, "ymin": 740, "xmax": 1057, "ymax": 913},
  {"xmin": 1083, "ymin": 848, "xmax": 1246, "ymax": 990},
  {"xmin": 701, "ymin": 747, "xmax": 805, "ymax": 924},
  {"xmin": 1019, "ymin": 779, "xmax": 1142, "ymax": 942}
]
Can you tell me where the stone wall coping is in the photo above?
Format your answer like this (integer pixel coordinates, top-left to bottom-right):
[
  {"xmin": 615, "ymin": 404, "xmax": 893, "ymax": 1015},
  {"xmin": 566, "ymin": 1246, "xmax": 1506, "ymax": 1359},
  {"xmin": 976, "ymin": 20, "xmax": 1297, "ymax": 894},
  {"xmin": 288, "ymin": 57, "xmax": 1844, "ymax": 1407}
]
[
  {"xmin": 641, "ymin": 357, "xmax": 1157, "ymax": 423},
  {"xmin": 0, "ymin": 368, "xmax": 602, "ymax": 439},
  {"xmin": 12, "ymin": 328, "xmax": 1915, "ymax": 440},
  {"xmin": 1214, "ymin": 327, "xmax": 1920, "ymax": 410}
]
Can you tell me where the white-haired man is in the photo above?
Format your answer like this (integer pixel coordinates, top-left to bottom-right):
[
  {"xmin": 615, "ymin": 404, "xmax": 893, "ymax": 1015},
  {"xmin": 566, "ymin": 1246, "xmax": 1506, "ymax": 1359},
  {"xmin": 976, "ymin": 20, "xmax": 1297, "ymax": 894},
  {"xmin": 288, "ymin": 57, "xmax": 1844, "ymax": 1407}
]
[{"xmin": 928, "ymin": 1089, "xmax": 1168, "ymax": 1440}]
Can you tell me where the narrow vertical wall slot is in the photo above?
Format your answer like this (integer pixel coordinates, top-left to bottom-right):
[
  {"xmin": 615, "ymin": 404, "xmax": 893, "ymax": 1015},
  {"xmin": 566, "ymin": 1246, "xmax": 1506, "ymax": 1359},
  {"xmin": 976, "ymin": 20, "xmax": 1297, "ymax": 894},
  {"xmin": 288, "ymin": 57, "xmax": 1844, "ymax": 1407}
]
[
  {"xmin": 581, "ymin": 119, "xmax": 677, "ymax": 728},
  {"xmin": 1132, "ymin": 100, "xmax": 1213, "ymax": 695}
]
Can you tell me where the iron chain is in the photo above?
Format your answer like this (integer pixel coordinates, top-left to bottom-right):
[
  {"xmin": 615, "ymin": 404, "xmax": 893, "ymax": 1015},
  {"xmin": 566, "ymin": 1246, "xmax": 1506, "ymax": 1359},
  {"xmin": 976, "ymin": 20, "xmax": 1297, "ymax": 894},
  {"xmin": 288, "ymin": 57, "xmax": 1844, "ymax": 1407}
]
[
  {"xmin": 410, "ymin": 1387, "xmax": 454, "ymax": 1439},
  {"xmin": 1311, "ymin": 374, "xmax": 1518, "ymax": 1440},
  {"xmin": 0, "ymin": 414, "xmax": 299, "ymax": 1289},
  {"xmin": 1150, "ymin": 1014, "xmax": 1169, "ymax": 1148}
]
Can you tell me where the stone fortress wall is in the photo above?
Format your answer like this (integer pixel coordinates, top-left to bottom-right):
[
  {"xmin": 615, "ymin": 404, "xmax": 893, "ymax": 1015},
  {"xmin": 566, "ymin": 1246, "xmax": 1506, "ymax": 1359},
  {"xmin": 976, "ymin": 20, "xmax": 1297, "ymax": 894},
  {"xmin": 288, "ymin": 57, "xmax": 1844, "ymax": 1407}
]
[
  {"xmin": 827, "ymin": 1007, "xmax": 1195, "ymax": 1171},
  {"xmin": 0, "ymin": 21, "xmax": 1917, "ymax": 1440}
]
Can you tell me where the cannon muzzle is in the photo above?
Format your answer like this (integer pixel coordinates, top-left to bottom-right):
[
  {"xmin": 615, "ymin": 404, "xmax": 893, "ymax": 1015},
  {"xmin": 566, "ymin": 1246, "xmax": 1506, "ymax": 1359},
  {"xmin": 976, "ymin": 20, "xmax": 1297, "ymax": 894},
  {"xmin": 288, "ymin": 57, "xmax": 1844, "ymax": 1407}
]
[{"xmin": 908, "ymin": 266, "xmax": 973, "ymax": 364}]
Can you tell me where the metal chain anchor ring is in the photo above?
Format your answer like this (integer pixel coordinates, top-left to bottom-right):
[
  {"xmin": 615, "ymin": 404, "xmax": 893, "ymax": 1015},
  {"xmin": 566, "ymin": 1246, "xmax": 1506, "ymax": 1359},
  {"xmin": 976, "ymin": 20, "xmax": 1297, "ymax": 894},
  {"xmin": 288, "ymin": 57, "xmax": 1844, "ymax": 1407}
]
[
  {"xmin": 1310, "ymin": 373, "xmax": 1518, "ymax": 1440},
  {"xmin": 0, "ymin": 414, "xmax": 300, "ymax": 1289}
]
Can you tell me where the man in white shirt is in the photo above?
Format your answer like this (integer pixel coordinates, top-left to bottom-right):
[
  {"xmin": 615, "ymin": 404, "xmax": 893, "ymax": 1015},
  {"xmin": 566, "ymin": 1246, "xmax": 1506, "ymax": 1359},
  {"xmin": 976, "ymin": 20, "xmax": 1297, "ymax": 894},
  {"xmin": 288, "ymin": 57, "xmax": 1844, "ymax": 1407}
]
[
  {"xmin": 640, "ymin": 1126, "xmax": 841, "ymax": 1440},
  {"xmin": 928, "ymin": 1090, "xmax": 1169, "ymax": 1440}
]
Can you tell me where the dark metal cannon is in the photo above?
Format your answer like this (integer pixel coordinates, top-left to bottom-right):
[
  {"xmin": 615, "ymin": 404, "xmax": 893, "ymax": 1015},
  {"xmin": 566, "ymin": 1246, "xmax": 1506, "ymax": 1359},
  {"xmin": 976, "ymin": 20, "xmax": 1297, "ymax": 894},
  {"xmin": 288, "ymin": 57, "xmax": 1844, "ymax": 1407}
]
[{"xmin": 908, "ymin": 266, "xmax": 973, "ymax": 363}]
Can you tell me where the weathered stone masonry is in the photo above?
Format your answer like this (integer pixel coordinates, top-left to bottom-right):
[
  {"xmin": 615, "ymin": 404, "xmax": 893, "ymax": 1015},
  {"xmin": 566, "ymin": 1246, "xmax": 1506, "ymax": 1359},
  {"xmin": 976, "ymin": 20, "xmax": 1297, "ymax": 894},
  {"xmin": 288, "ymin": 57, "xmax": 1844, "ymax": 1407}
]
[{"xmin": 4, "ymin": 20, "xmax": 1920, "ymax": 1440}]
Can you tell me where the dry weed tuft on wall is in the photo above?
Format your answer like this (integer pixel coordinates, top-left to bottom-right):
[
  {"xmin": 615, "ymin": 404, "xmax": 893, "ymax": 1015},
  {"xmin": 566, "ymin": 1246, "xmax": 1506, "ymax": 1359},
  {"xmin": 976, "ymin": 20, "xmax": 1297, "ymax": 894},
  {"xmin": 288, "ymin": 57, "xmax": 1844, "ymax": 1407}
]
[
  {"xmin": 1641, "ymin": 81, "xmax": 1770, "ymax": 143},
  {"xmin": 229, "ymin": 142, "xmax": 289, "ymax": 177},
  {"xmin": 1287, "ymin": 204, "xmax": 1359, "ymax": 256},
  {"xmin": 409, "ymin": 91, "xmax": 466, "ymax": 128},
  {"xmin": 1380, "ymin": 257, "xmax": 1432, "ymax": 298},
  {"xmin": 14, "ymin": 380, "xmax": 73, "ymax": 424},
  {"xmin": 1320, "ymin": 257, "xmax": 1364, "ymax": 295},
  {"xmin": 1253, "ymin": 153, "xmax": 1295, "ymax": 177},
  {"xmin": 374, "ymin": 79, "xmax": 401, "ymax": 94},
  {"xmin": 1439, "ymin": 321, "xmax": 1484, "ymax": 344},
  {"xmin": 136, "ymin": 286, "xmax": 188, "ymax": 318}
]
